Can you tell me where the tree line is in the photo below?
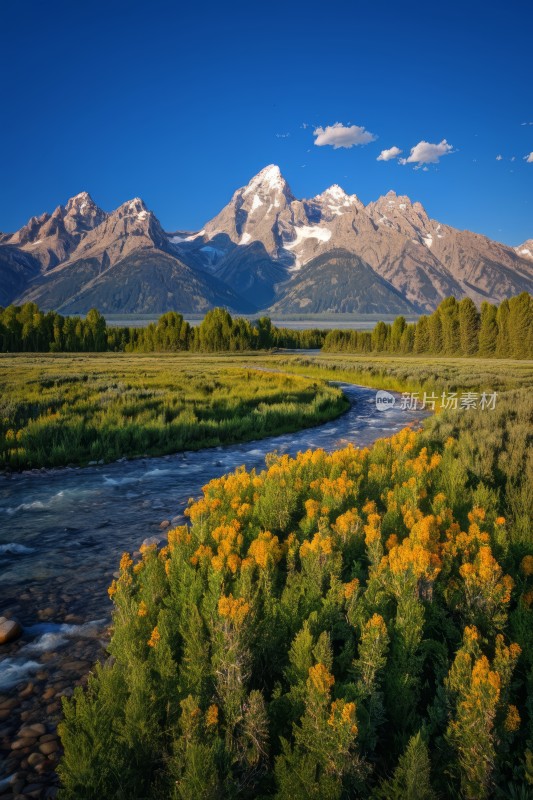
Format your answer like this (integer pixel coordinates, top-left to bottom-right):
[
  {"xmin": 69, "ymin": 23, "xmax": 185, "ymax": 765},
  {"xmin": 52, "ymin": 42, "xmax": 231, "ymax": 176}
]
[
  {"xmin": 2, "ymin": 294, "xmax": 533, "ymax": 358},
  {"xmin": 0, "ymin": 305, "xmax": 326, "ymax": 353},
  {"xmin": 323, "ymin": 294, "xmax": 533, "ymax": 359}
]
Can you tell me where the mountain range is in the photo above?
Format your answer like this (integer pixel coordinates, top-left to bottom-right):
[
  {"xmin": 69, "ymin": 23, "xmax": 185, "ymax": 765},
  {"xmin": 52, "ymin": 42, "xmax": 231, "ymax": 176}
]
[{"xmin": 1, "ymin": 165, "xmax": 532, "ymax": 315}]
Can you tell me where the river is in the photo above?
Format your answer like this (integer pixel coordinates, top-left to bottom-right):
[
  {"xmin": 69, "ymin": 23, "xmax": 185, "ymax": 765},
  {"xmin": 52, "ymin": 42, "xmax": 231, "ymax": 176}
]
[{"xmin": 0, "ymin": 383, "xmax": 426, "ymax": 796}]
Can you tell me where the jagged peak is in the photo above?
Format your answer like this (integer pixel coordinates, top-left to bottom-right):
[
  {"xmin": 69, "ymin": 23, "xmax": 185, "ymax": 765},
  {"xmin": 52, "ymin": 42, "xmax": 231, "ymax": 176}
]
[
  {"xmin": 65, "ymin": 191, "xmax": 100, "ymax": 214},
  {"xmin": 371, "ymin": 190, "xmax": 428, "ymax": 217},
  {"xmin": 242, "ymin": 164, "xmax": 293, "ymax": 199},
  {"xmin": 315, "ymin": 184, "xmax": 362, "ymax": 205},
  {"xmin": 115, "ymin": 197, "xmax": 150, "ymax": 217}
]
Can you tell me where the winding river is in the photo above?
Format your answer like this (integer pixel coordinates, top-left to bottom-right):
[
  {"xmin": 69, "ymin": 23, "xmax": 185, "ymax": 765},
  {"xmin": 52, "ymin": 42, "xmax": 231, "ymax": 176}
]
[{"xmin": 0, "ymin": 383, "xmax": 426, "ymax": 794}]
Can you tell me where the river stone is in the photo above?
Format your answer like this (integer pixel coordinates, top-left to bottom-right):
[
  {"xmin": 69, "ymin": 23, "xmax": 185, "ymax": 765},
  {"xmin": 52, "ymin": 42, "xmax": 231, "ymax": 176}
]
[
  {"xmin": 27, "ymin": 752, "xmax": 45, "ymax": 767},
  {"xmin": 0, "ymin": 617, "xmax": 22, "ymax": 644},
  {"xmin": 0, "ymin": 698, "xmax": 19, "ymax": 710},
  {"xmin": 11, "ymin": 738, "xmax": 34, "ymax": 750},
  {"xmin": 18, "ymin": 724, "xmax": 46, "ymax": 737},
  {"xmin": 39, "ymin": 740, "xmax": 58, "ymax": 755}
]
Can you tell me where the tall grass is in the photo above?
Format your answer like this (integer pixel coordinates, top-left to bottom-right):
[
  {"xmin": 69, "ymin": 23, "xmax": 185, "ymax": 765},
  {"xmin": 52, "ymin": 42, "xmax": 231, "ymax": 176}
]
[{"xmin": 0, "ymin": 353, "xmax": 348, "ymax": 470}]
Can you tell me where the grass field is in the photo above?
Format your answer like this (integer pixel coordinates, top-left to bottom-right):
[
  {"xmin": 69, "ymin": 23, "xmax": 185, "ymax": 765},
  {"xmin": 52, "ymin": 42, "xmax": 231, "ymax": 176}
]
[
  {"xmin": 2, "ymin": 351, "xmax": 532, "ymax": 470},
  {"xmin": 258, "ymin": 352, "xmax": 533, "ymax": 394},
  {"xmin": 0, "ymin": 353, "xmax": 348, "ymax": 470}
]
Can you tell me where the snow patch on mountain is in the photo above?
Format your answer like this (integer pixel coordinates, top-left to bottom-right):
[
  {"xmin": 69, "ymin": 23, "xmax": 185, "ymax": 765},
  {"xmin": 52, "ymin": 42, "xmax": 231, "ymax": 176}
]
[
  {"xmin": 250, "ymin": 195, "xmax": 263, "ymax": 213},
  {"xmin": 285, "ymin": 226, "xmax": 332, "ymax": 249}
]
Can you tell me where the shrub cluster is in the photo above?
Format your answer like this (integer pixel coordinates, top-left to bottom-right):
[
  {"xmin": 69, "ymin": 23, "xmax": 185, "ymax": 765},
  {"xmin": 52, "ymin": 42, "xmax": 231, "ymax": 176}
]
[{"xmin": 58, "ymin": 391, "xmax": 533, "ymax": 799}]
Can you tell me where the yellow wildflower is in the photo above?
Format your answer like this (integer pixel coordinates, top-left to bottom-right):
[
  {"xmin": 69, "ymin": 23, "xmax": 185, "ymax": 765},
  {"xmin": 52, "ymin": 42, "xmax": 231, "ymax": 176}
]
[
  {"xmin": 205, "ymin": 704, "xmax": 219, "ymax": 727},
  {"xmin": 147, "ymin": 626, "xmax": 160, "ymax": 648}
]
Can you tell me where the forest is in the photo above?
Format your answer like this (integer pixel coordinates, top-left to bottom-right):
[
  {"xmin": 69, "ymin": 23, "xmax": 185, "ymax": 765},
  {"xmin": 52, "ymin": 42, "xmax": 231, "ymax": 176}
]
[
  {"xmin": 57, "ymin": 385, "xmax": 533, "ymax": 799},
  {"xmin": 1, "ymin": 293, "xmax": 533, "ymax": 358},
  {"xmin": 322, "ymin": 294, "xmax": 533, "ymax": 359},
  {"xmin": 0, "ymin": 305, "xmax": 325, "ymax": 353}
]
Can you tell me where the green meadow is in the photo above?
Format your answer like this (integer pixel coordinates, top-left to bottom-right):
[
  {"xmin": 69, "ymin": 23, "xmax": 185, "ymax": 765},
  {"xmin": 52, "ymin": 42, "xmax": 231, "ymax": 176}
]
[{"xmin": 0, "ymin": 353, "xmax": 347, "ymax": 470}]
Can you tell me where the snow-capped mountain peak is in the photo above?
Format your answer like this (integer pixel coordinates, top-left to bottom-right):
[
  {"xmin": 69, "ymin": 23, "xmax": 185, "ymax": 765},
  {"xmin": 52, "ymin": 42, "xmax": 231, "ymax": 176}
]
[
  {"xmin": 313, "ymin": 184, "xmax": 363, "ymax": 215},
  {"xmin": 242, "ymin": 164, "xmax": 290, "ymax": 198},
  {"xmin": 114, "ymin": 197, "xmax": 150, "ymax": 220},
  {"xmin": 515, "ymin": 239, "xmax": 533, "ymax": 260}
]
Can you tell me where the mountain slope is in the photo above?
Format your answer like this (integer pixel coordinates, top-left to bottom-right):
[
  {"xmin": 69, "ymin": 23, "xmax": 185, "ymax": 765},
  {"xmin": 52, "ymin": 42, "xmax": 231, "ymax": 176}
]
[
  {"xmin": 14, "ymin": 198, "xmax": 251, "ymax": 313},
  {"xmin": 269, "ymin": 249, "xmax": 418, "ymax": 314},
  {"xmin": 0, "ymin": 246, "xmax": 41, "ymax": 306},
  {"xmin": 22, "ymin": 250, "xmax": 249, "ymax": 315},
  {"xmin": 366, "ymin": 192, "xmax": 533, "ymax": 304}
]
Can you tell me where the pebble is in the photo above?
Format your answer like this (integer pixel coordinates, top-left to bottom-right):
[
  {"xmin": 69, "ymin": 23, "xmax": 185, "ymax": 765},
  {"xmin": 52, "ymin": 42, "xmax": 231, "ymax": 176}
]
[
  {"xmin": 39, "ymin": 741, "xmax": 58, "ymax": 756},
  {"xmin": 159, "ymin": 519, "xmax": 170, "ymax": 529},
  {"xmin": 11, "ymin": 738, "xmax": 35, "ymax": 750},
  {"xmin": 19, "ymin": 724, "xmax": 46, "ymax": 737},
  {"xmin": 0, "ymin": 616, "xmax": 22, "ymax": 644},
  {"xmin": 27, "ymin": 753, "xmax": 46, "ymax": 767},
  {"xmin": 37, "ymin": 608, "xmax": 55, "ymax": 620}
]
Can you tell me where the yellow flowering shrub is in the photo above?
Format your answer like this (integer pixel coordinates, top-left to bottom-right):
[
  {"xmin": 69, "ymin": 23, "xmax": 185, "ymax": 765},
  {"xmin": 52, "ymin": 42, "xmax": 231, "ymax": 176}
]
[
  {"xmin": 308, "ymin": 663, "xmax": 335, "ymax": 694},
  {"xmin": 218, "ymin": 594, "xmax": 250, "ymax": 626}
]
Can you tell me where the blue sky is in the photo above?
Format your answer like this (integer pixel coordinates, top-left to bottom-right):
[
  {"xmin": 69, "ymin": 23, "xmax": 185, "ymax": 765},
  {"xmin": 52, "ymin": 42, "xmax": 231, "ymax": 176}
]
[{"xmin": 1, "ymin": 0, "xmax": 532, "ymax": 245}]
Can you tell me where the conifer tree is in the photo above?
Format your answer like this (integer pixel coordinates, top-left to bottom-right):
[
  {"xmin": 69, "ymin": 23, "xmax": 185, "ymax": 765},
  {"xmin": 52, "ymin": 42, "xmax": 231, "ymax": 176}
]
[
  {"xmin": 458, "ymin": 297, "xmax": 480, "ymax": 355},
  {"xmin": 373, "ymin": 731, "xmax": 436, "ymax": 800},
  {"xmin": 478, "ymin": 302, "xmax": 498, "ymax": 356},
  {"xmin": 413, "ymin": 315, "xmax": 430, "ymax": 353},
  {"xmin": 372, "ymin": 320, "xmax": 390, "ymax": 352},
  {"xmin": 427, "ymin": 309, "xmax": 443, "ymax": 353},
  {"xmin": 496, "ymin": 299, "xmax": 511, "ymax": 357},
  {"xmin": 508, "ymin": 292, "xmax": 533, "ymax": 359},
  {"xmin": 439, "ymin": 297, "xmax": 461, "ymax": 355},
  {"xmin": 390, "ymin": 315, "xmax": 406, "ymax": 351}
]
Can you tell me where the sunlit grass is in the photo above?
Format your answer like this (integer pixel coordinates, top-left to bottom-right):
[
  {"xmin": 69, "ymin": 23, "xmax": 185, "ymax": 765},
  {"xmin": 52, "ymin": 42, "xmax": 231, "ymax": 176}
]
[{"xmin": 0, "ymin": 352, "xmax": 347, "ymax": 469}]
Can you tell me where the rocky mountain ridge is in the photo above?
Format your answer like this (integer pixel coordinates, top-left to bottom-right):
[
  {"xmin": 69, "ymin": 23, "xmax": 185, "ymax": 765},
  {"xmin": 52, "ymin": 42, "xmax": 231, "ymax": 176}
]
[{"xmin": 1, "ymin": 166, "xmax": 532, "ymax": 314}]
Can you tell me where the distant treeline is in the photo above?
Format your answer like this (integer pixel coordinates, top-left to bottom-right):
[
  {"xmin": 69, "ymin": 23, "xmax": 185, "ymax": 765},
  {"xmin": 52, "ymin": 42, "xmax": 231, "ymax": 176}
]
[
  {"xmin": 2, "ymin": 294, "xmax": 533, "ymax": 357},
  {"xmin": 323, "ymin": 294, "xmax": 533, "ymax": 359},
  {"xmin": 0, "ymin": 305, "xmax": 326, "ymax": 353}
]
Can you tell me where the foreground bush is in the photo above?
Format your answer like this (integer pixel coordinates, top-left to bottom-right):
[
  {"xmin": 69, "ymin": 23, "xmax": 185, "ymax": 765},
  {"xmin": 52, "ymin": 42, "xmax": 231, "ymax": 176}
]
[{"xmin": 58, "ymin": 395, "xmax": 533, "ymax": 799}]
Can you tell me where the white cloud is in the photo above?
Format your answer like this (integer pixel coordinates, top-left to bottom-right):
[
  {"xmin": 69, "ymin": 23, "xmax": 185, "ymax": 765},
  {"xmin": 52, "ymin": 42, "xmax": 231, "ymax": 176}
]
[
  {"xmin": 275, "ymin": 132, "xmax": 290, "ymax": 138},
  {"xmin": 511, "ymin": 156, "xmax": 516, "ymax": 162},
  {"xmin": 496, "ymin": 154, "xmax": 503, "ymax": 161},
  {"xmin": 525, "ymin": 152, "xmax": 533, "ymax": 163},
  {"xmin": 399, "ymin": 139, "xmax": 454, "ymax": 165},
  {"xmin": 377, "ymin": 146, "xmax": 402, "ymax": 161},
  {"xmin": 313, "ymin": 122, "xmax": 377, "ymax": 149}
]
